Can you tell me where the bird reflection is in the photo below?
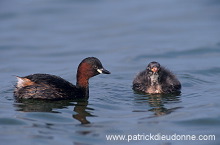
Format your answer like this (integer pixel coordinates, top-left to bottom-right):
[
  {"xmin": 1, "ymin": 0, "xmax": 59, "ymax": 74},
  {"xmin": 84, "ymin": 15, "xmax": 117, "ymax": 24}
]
[
  {"xmin": 134, "ymin": 93, "xmax": 182, "ymax": 117},
  {"xmin": 72, "ymin": 101, "xmax": 94, "ymax": 124},
  {"xmin": 14, "ymin": 99, "xmax": 92, "ymax": 124}
]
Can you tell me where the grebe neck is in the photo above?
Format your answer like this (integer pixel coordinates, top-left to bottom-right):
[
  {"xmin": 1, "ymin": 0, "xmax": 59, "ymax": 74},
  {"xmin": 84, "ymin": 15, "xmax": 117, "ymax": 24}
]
[
  {"xmin": 76, "ymin": 63, "xmax": 91, "ymax": 98},
  {"xmin": 149, "ymin": 72, "xmax": 159, "ymax": 86}
]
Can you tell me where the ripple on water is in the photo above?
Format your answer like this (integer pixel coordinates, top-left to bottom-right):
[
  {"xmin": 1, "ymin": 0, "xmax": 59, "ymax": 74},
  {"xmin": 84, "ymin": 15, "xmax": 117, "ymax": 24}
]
[
  {"xmin": 0, "ymin": 117, "xmax": 26, "ymax": 125},
  {"xmin": 133, "ymin": 93, "xmax": 182, "ymax": 119},
  {"xmin": 134, "ymin": 46, "xmax": 220, "ymax": 60},
  {"xmin": 191, "ymin": 67, "xmax": 220, "ymax": 77},
  {"xmin": 21, "ymin": 112, "xmax": 74, "ymax": 124},
  {"xmin": 181, "ymin": 73, "xmax": 212, "ymax": 86},
  {"xmin": 175, "ymin": 117, "xmax": 220, "ymax": 127}
]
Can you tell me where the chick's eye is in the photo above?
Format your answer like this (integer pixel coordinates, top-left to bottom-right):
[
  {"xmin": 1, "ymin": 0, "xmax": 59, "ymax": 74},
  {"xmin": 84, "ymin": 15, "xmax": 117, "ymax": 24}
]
[{"xmin": 94, "ymin": 65, "xmax": 98, "ymax": 69}]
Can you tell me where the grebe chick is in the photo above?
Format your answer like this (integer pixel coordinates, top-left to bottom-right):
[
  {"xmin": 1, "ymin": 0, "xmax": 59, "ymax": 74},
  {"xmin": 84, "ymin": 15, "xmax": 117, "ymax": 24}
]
[
  {"xmin": 14, "ymin": 57, "xmax": 110, "ymax": 100},
  {"xmin": 133, "ymin": 61, "xmax": 181, "ymax": 94}
]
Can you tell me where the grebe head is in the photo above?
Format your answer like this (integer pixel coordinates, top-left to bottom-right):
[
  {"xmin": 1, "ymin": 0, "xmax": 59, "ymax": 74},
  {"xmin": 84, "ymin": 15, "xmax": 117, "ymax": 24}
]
[
  {"xmin": 147, "ymin": 61, "xmax": 161, "ymax": 74},
  {"xmin": 77, "ymin": 57, "xmax": 110, "ymax": 88},
  {"xmin": 147, "ymin": 61, "xmax": 161, "ymax": 85},
  {"xmin": 78, "ymin": 57, "xmax": 110, "ymax": 76}
]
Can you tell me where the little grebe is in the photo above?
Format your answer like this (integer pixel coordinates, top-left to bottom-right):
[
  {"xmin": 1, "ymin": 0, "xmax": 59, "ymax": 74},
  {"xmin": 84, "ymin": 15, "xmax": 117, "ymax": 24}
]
[
  {"xmin": 133, "ymin": 61, "xmax": 181, "ymax": 94},
  {"xmin": 14, "ymin": 57, "xmax": 110, "ymax": 100}
]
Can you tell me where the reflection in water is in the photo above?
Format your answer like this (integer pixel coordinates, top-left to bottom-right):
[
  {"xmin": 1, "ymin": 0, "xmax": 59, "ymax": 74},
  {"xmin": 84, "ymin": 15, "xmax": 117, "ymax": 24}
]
[
  {"xmin": 14, "ymin": 99, "xmax": 72, "ymax": 113},
  {"xmin": 14, "ymin": 99, "xmax": 97, "ymax": 145},
  {"xmin": 134, "ymin": 93, "xmax": 182, "ymax": 117},
  {"xmin": 72, "ymin": 101, "xmax": 95, "ymax": 124},
  {"xmin": 14, "ymin": 99, "xmax": 92, "ymax": 124}
]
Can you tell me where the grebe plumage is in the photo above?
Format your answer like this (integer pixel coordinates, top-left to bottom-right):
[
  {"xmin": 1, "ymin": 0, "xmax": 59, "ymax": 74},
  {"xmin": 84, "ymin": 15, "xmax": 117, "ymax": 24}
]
[
  {"xmin": 14, "ymin": 57, "xmax": 110, "ymax": 100},
  {"xmin": 133, "ymin": 61, "xmax": 181, "ymax": 94}
]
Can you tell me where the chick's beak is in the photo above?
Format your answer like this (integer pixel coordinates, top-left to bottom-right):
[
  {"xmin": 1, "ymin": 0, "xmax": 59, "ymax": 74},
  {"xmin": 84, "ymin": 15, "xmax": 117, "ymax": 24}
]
[
  {"xmin": 97, "ymin": 68, "xmax": 111, "ymax": 74},
  {"xmin": 151, "ymin": 67, "xmax": 159, "ymax": 73}
]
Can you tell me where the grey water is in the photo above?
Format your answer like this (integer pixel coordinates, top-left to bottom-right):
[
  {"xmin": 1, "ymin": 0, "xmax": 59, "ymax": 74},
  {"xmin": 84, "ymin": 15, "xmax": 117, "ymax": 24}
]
[{"xmin": 0, "ymin": 0, "xmax": 220, "ymax": 145}]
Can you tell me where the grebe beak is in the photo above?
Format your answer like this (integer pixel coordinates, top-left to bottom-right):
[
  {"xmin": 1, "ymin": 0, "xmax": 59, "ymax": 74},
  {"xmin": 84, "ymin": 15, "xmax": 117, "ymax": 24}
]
[
  {"xmin": 151, "ymin": 67, "xmax": 159, "ymax": 73},
  {"xmin": 97, "ymin": 68, "xmax": 111, "ymax": 74}
]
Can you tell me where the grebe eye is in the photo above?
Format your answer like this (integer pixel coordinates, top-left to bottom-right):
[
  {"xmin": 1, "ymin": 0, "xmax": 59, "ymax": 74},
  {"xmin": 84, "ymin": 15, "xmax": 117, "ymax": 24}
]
[{"xmin": 94, "ymin": 65, "xmax": 98, "ymax": 69}]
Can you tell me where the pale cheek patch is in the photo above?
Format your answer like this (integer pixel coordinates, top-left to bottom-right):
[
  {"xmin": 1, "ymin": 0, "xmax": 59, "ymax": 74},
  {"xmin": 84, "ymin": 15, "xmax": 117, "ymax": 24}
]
[{"xmin": 97, "ymin": 69, "xmax": 103, "ymax": 74}]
